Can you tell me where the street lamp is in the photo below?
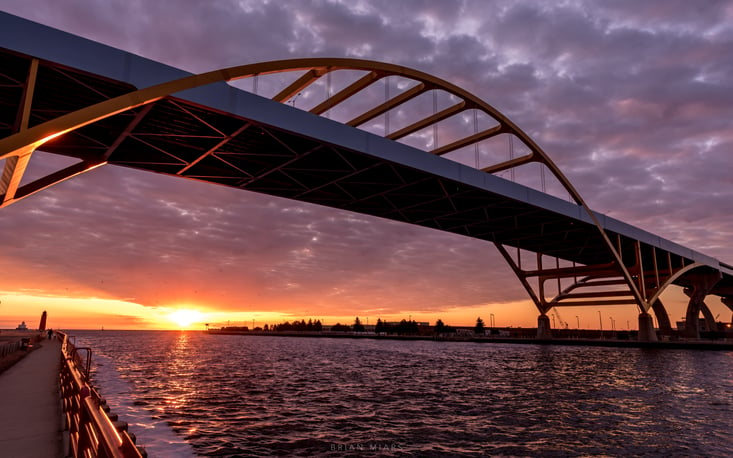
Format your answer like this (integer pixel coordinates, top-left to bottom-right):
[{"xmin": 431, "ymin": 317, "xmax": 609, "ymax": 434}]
[
  {"xmin": 598, "ymin": 311, "xmax": 603, "ymax": 338},
  {"xmin": 490, "ymin": 313, "xmax": 495, "ymax": 328},
  {"xmin": 576, "ymin": 316, "xmax": 580, "ymax": 329}
]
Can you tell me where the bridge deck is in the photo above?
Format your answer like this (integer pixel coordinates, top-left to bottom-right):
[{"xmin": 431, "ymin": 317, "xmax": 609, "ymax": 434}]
[{"xmin": 1, "ymin": 11, "xmax": 731, "ymax": 301}]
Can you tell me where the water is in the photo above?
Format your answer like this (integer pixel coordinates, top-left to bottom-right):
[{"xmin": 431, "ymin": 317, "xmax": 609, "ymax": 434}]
[{"xmin": 72, "ymin": 331, "xmax": 733, "ymax": 457}]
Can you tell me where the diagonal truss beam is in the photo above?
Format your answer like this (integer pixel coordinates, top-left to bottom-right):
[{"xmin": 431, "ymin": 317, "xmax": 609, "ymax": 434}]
[
  {"xmin": 346, "ymin": 82, "xmax": 427, "ymax": 127},
  {"xmin": 309, "ymin": 71, "xmax": 381, "ymax": 115},
  {"xmin": 1, "ymin": 58, "xmax": 38, "ymax": 204},
  {"xmin": 386, "ymin": 101, "xmax": 467, "ymax": 140},
  {"xmin": 272, "ymin": 68, "xmax": 327, "ymax": 103}
]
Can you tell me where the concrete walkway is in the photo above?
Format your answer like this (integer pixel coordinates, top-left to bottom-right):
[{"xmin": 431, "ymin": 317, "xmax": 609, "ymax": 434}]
[{"xmin": 0, "ymin": 337, "xmax": 62, "ymax": 458}]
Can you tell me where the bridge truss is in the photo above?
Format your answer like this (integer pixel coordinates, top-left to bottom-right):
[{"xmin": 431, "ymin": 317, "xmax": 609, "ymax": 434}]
[{"xmin": 1, "ymin": 12, "xmax": 731, "ymax": 339}]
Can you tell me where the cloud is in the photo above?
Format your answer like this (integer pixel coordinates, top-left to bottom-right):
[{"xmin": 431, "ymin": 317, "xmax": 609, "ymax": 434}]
[{"xmin": 1, "ymin": 0, "xmax": 732, "ymax": 324}]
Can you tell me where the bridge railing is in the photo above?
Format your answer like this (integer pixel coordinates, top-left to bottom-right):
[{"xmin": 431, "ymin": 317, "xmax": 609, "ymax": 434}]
[
  {"xmin": 0, "ymin": 339, "xmax": 23, "ymax": 357},
  {"xmin": 58, "ymin": 330, "xmax": 145, "ymax": 458}
]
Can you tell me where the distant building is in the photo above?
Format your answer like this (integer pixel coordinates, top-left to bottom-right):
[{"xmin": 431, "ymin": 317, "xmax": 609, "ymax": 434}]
[
  {"xmin": 675, "ymin": 318, "xmax": 714, "ymax": 332},
  {"xmin": 384, "ymin": 321, "xmax": 429, "ymax": 327}
]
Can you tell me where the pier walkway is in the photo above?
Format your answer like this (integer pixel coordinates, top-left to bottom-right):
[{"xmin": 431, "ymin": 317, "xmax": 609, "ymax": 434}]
[{"xmin": 0, "ymin": 337, "xmax": 62, "ymax": 458}]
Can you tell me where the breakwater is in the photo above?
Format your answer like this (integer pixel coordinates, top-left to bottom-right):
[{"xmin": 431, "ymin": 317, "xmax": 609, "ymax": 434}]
[{"xmin": 208, "ymin": 329, "xmax": 733, "ymax": 350}]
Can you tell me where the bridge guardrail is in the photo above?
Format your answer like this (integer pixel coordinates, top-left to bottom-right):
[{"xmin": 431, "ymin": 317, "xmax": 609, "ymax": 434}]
[
  {"xmin": 0, "ymin": 339, "xmax": 22, "ymax": 358},
  {"xmin": 58, "ymin": 330, "xmax": 145, "ymax": 458}
]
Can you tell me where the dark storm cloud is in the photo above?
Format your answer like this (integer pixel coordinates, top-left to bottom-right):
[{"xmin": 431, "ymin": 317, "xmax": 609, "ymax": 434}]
[{"xmin": 1, "ymin": 0, "xmax": 731, "ymax": 319}]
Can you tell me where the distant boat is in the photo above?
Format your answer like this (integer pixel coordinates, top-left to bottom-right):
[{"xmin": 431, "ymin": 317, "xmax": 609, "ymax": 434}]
[{"xmin": 15, "ymin": 321, "xmax": 28, "ymax": 330}]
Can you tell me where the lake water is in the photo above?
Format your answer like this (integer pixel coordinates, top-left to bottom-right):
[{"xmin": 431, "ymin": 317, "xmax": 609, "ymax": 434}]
[{"xmin": 71, "ymin": 331, "xmax": 733, "ymax": 457}]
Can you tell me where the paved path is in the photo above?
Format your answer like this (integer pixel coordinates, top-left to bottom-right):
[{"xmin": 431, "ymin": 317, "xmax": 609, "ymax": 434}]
[{"xmin": 0, "ymin": 337, "xmax": 62, "ymax": 458}]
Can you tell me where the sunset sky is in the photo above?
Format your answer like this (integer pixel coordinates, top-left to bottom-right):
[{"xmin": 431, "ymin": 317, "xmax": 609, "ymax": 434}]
[{"xmin": 1, "ymin": 1, "xmax": 732, "ymax": 331}]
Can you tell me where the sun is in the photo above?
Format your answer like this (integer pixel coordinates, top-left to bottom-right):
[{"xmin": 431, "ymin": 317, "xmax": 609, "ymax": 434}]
[{"xmin": 168, "ymin": 309, "xmax": 203, "ymax": 329}]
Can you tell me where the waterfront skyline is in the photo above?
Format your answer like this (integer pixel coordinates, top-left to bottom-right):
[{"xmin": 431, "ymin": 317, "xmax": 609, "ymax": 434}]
[{"xmin": 1, "ymin": 1, "xmax": 732, "ymax": 330}]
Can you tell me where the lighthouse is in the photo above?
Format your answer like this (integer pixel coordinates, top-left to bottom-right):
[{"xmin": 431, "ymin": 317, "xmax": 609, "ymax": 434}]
[{"xmin": 38, "ymin": 310, "xmax": 47, "ymax": 331}]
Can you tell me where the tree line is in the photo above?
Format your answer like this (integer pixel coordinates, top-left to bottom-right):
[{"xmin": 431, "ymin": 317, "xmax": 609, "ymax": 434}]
[
  {"xmin": 269, "ymin": 319, "xmax": 323, "ymax": 332},
  {"xmin": 260, "ymin": 316, "xmax": 488, "ymax": 335}
]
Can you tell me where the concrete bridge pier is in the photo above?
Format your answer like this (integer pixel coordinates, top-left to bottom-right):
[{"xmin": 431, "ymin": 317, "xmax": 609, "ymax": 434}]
[
  {"xmin": 683, "ymin": 271, "xmax": 722, "ymax": 338},
  {"xmin": 537, "ymin": 314, "xmax": 552, "ymax": 339},
  {"xmin": 651, "ymin": 299, "xmax": 673, "ymax": 336},
  {"xmin": 637, "ymin": 312, "xmax": 658, "ymax": 342}
]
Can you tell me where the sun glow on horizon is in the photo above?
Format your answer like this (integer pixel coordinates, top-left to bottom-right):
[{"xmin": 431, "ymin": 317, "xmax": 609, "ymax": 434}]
[
  {"xmin": 168, "ymin": 309, "xmax": 204, "ymax": 329},
  {"xmin": 0, "ymin": 285, "xmax": 705, "ymax": 332}
]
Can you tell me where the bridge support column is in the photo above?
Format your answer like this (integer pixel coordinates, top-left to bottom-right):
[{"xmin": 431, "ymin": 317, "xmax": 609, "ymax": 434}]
[
  {"xmin": 637, "ymin": 312, "xmax": 657, "ymax": 342},
  {"xmin": 536, "ymin": 314, "xmax": 551, "ymax": 339},
  {"xmin": 651, "ymin": 299, "xmax": 672, "ymax": 336},
  {"xmin": 683, "ymin": 271, "xmax": 722, "ymax": 339}
]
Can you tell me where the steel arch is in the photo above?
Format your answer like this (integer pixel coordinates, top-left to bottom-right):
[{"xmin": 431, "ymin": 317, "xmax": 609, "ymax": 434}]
[{"xmin": 0, "ymin": 57, "xmax": 667, "ymax": 313}]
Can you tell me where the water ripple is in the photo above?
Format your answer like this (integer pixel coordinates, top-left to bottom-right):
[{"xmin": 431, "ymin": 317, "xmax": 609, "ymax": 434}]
[{"xmin": 75, "ymin": 331, "xmax": 733, "ymax": 457}]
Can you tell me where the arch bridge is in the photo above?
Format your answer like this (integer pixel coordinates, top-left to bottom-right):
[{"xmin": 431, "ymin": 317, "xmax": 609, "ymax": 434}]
[{"xmin": 1, "ymin": 12, "xmax": 731, "ymax": 340}]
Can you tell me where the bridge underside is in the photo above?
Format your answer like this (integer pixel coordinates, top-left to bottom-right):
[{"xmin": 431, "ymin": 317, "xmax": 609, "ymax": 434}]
[
  {"xmin": 1, "ymin": 31, "xmax": 732, "ymax": 340},
  {"xmin": 0, "ymin": 48, "xmax": 619, "ymax": 262}
]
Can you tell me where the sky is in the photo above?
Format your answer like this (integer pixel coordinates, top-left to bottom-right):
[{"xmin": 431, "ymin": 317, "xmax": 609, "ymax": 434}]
[{"xmin": 0, "ymin": 0, "xmax": 732, "ymax": 330}]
